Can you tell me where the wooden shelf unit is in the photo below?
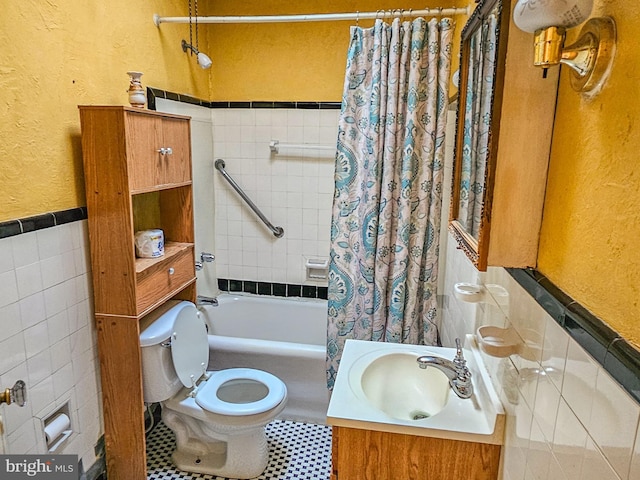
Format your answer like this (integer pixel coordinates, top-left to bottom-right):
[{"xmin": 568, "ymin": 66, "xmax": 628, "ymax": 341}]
[{"xmin": 78, "ymin": 106, "xmax": 196, "ymax": 480}]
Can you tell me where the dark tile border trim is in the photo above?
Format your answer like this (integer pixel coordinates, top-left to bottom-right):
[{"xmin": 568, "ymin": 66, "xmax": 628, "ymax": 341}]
[
  {"xmin": 147, "ymin": 87, "xmax": 341, "ymax": 111},
  {"xmin": 0, "ymin": 207, "xmax": 87, "ymax": 240},
  {"xmin": 84, "ymin": 458, "xmax": 106, "ymax": 480},
  {"xmin": 507, "ymin": 268, "xmax": 640, "ymax": 405},
  {"xmin": 217, "ymin": 278, "xmax": 328, "ymax": 300},
  {"xmin": 85, "ymin": 435, "xmax": 106, "ymax": 480}
]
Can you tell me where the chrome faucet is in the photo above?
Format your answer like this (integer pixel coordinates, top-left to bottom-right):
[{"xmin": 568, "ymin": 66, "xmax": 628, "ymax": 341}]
[
  {"xmin": 195, "ymin": 252, "xmax": 216, "ymax": 272},
  {"xmin": 416, "ymin": 338, "xmax": 473, "ymax": 399},
  {"xmin": 196, "ymin": 295, "xmax": 218, "ymax": 307}
]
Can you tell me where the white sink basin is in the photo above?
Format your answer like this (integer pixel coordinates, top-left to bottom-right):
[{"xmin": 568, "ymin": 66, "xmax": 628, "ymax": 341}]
[
  {"xmin": 352, "ymin": 352, "xmax": 450, "ymax": 421},
  {"xmin": 327, "ymin": 336, "xmax": 505, "ymax": 445}
]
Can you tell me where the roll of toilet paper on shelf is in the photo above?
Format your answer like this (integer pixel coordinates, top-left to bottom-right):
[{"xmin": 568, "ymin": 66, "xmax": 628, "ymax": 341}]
[
  {"xmin": 135, "ymin": 229, "xmax": 164, "ymax": 258},
  {"xmin": 44, "ymin": 413, "xmax": 71, "ymax": 446}
]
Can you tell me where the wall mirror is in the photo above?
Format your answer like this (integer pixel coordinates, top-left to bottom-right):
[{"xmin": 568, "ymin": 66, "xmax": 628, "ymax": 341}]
[{"xmin": 449, "ymin": 0, "xmax": 510, "ymax": 270}]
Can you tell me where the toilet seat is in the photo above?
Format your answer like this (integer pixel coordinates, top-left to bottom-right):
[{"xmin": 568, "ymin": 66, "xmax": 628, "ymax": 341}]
[
  {"xmin": 167, "ymin": 302, "xmax": 286, "ymax": 416},
  {"xmin": 160, "ymin": 301, "xmax": 287, "ymax": 417},
  {"xmin": 195, "ymin": 368, "xmax": 287, "ymax": 416},
  {"xmin": 170, "ymin": 302, "xmax": 210, "ymax": 388}
]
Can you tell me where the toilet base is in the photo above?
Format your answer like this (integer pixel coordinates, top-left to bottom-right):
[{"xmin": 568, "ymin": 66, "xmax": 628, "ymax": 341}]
[{"xmin": 163, "ymin": 408, "xmax": 270, "ymax": 479}]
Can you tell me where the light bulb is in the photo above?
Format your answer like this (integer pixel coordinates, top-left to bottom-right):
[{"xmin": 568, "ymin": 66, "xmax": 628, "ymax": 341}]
[
  {"xmin": 197, "ymin": 52, "xmax": 212, "ymax": 69},
  {"xmin": 513, "ymin": 0, "xmax": 593, "ymax": 33}
]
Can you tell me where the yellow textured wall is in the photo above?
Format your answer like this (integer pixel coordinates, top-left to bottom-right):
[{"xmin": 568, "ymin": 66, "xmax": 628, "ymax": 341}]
[
  {"xmin": 0, "ymin": 0, "xmax": 210, "ymax": 222},
  {"xmin": 538, "ymin": 1, "xmax": 640, "ymax": 347},
  {"xmin": 203, "ymin": 0, "xmax": 468, "ymax": 101},
  {"xmin": 1, "ymin": 0, "xmax": 467, "ymax": 222}
]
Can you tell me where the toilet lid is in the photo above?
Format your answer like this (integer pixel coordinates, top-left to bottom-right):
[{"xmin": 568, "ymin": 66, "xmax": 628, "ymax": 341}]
[
  {"xmin": 195, "ymin": 368, "xmax": 287, "ymax": 416},
  {"xmin": 171, "ymin": 302, "xmax": 210, "ymax": 388}
]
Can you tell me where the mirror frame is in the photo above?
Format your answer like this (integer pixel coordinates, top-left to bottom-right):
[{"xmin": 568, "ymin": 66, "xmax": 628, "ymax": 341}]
[{"xmin": 449, "ymin": 0, "xmax": 511, "ymax": 270}]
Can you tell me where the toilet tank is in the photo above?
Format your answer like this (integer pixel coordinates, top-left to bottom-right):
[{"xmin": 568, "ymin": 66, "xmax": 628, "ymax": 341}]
[{"xmin": 139, "ymin": 300, "xmax": 185, "ymax": 403}]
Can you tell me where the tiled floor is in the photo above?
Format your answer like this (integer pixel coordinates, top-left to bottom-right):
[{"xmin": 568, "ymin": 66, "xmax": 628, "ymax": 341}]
[{"xmin": 146, "ymin": 420, "xmax": 332, "ymax": 480}]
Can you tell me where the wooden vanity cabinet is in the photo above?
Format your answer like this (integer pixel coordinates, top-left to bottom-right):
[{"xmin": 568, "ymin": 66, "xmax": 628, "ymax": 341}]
[
  {"xmin": 78, "ymin": 106, "xmax": 196, "ymax": 480},
  {"xmin": 331, "ymin": 426, "xmax": 501, "ymax": 480}
]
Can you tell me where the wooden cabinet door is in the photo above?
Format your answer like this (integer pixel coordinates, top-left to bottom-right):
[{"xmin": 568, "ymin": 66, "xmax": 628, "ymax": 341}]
[
  {"xmin": 125, "ymin": 113, "xmax": 191, "ymax": 192},
  {"xmin": 332, "ymin": 427, "xmax": 501, "ymax": 480},
  {"xmin": 160, "ymin": 117, "xmax": 191, "ymax": 186},
  {"xmin": 125, "ymin": 112, "xmax": 163, "ymax": 192}
]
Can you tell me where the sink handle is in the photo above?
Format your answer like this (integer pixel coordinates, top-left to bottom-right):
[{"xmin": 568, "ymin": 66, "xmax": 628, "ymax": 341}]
[
  {"xmin": 455, "ymin": 338, "xmax": 463, "ymax": 357},
  {"xmin": 452, "ymin": 338, "xmax": 473, "ymax": 399},
  {"xmin": 453, "ymin": 338, "xmax": 466, "ymax": 369}
]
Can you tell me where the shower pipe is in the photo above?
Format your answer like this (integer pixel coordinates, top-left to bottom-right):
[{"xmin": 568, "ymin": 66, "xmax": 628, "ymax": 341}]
[
  {"xmin": 153, "ymin": 7, "xmax": 470, "ymax": 26},
  {"xmin": 214, "ymin": 159, "xmax": 285, "ymax": 238}
]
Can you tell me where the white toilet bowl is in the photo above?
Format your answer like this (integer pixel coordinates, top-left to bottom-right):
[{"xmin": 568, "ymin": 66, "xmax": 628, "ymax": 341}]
[{"xmin": 140, "ymin": 301, "xmax": 288, "ymax": 478}]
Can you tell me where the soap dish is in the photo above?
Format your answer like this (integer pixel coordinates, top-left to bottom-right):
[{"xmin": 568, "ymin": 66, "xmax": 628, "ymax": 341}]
[
  {"xmin": 476, "ymin": 326, "xmax": 521, "ymax": 357},
  {"xmin": 453, "ymin": 283, "xmax": 485, "ymax": 303}
]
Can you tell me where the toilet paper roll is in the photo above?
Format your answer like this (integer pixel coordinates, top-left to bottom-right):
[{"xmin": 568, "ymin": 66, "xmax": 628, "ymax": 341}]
[
  {"xmin": 135, "ymin": 229, "xmax": 165, "ymax": 258},
  {"xmin": 44, "ymin": 413, "xmax": 71, "ymax": 446}
]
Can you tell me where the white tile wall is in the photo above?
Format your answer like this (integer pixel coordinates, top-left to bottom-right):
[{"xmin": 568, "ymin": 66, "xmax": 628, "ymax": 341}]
[
  {"xmin": 155, "ymin": 100, "xmax": 338, "ymax": 288},
  {"xmin": 0, "ymin": 221, "xmax": 102, "ymax": 470},
  {"xmin": 440, "ymin": 234, "xmax": 640, "ymax": 480},
  {"xmin": 212, "ymin": 108, "xmax": 339, "ymax": 285},
  {"xmin": 440, "ymin": 108, "xmax": 640, "ymax": 478}
]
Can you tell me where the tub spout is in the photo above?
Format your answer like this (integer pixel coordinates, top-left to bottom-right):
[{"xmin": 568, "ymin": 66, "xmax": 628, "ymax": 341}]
[
  {"xmin": 197, "ymin": 295, "xmax": 218, "ymax": 307},
  {"xmin": 416, "ymin": 338, "xmax": 473, "ymax": 399}
]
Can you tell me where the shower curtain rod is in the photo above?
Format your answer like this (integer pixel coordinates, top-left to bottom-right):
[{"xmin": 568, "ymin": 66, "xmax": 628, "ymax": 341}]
[{"xmin": 153, "ymin": 7, "xmax": 470, "ymax": 26}]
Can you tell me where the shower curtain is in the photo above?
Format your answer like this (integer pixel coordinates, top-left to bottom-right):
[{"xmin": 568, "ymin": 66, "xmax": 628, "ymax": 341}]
[{"xmin": 326, "ymin": 17, "xmax": 454, "ymax": 388}]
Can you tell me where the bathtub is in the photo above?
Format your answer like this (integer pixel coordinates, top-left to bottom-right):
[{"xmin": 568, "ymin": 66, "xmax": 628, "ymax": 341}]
[{"xmin": 198, "ymin": 293, "xmax": 330, "ymax": 425}]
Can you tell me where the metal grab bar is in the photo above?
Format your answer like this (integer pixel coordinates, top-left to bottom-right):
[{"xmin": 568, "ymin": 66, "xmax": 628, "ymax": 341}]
[
  {"xmin": 214, "ymin": 159, "xmax": 285, "ymax": 238},
  {"xmin": 269, "ymin": 139, "xmax": 335, "ymax": 154}
]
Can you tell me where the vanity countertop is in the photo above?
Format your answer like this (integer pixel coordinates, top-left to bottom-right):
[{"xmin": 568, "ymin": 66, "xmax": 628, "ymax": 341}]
[{"xmin": 326, "ymin": 335, "xmax": 505, "ymax": 445}]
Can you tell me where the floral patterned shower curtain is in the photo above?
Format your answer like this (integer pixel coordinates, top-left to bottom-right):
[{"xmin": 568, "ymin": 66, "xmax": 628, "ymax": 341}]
[{"xmin": 326, "ymin": 17, "xmax": 454, "ymax": 388}]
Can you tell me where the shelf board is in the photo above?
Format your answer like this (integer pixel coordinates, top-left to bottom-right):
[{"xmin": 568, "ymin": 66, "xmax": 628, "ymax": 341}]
[
  {"xmin": 135, "ymin": 241, "xmax": 193, "ymax": 274},
  {"xmin": 130, "ymin": 180, "xmax": 193, "ymax": 195}
]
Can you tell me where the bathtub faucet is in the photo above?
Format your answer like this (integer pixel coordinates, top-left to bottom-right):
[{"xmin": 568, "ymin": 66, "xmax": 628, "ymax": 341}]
[
  {"xmin": 196, "ymin": 295, "xmax": 218, "ymax": 307},
  {"xmin": 416, "ymin": 338, "xmax": 473, "ymax": 399}
]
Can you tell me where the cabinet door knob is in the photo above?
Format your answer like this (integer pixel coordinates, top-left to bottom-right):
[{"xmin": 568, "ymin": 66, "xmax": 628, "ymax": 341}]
[
  {"xmin": 157, "ymin": 147, "xmax": 173, "ymax": 155},
  {"xmin": 0, "ymin": 380, "xmax": 27, "ymax": 407},
  {"xmin": 168, "ymin": 267, "xmax": 175, "ymax": 275}
]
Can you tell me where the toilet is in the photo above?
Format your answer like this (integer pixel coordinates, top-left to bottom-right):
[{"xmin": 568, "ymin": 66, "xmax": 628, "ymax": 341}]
[{"xmin": 139, "ymin": 300, "xmax": 288, "ymax": 478}]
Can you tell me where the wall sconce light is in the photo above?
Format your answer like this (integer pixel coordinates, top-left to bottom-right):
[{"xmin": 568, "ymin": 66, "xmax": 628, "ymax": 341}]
[
  {"xmin": 182, "ymin": 39, "xmax": 212, "ymax": 69},
  {"xmin": 513, "ymin": 0, "xmax": 616, "ymax": 95}
]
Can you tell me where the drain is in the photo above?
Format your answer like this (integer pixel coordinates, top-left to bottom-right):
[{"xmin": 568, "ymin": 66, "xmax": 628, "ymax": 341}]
[{"xmin": 410, "ymin": 411, "xmax": 431, "ymax": 420}]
